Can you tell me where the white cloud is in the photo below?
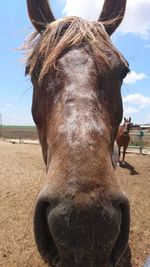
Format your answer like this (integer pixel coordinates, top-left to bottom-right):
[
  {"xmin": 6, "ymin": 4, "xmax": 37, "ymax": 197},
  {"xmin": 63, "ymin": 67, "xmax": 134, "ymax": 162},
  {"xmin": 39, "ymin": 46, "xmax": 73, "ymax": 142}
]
[
  {"xmin": 146, "ymin": 113, "xmax": 150, "ymax": 122},
  {"xmin": 143, "ymin": 44, "xmax": 150, "ymax": 49},
  {"xmin": 124, "ymin": 71, "xmax": 148, "ymax": 84},
  {"xmin": 119, "ymin": 0, "xmax": 150, "ymax": 39},
  {"xmin": 6, "ymin": 104, "xmax": 13, "ymax": 108},
  {"xmin": 123, "ymin": 93, "xmax": 150, "ymax": 108},
  {"xmin": 63, "ymin": 0, "xmax": 103, "ymax": 20},
  {"xmin": 123, "ymin": 107, "xmax": 139, "ymax": 114},
  {"xmin": 63, "ymin": 0, "xmax": 150, "ymax": 39}
]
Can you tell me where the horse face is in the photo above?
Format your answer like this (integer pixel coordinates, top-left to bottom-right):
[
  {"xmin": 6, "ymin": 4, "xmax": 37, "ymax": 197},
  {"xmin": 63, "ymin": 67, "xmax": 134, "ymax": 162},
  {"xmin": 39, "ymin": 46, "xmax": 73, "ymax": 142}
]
[
  {"xmin": 26, "ymin": 1, "xmax": 131, "ymax": 267},
  {"xmin": 123, "ymin": 117, "xmax": 132, "ymax": 134}
]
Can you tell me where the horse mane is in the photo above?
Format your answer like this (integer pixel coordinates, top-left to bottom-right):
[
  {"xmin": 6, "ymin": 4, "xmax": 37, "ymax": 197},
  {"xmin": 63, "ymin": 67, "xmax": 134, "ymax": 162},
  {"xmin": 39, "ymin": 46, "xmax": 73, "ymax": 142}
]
[{"xmin": 24, "ymin": 16, "xmax": 125, "ymax": 84}]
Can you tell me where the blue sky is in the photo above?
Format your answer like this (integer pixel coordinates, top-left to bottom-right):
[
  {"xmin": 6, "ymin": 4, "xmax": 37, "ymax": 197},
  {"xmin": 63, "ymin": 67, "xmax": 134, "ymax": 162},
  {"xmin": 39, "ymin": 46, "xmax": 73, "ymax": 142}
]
[{"xmin": 0, "ymin": 0, "xmax": 150, "ymax": 126}]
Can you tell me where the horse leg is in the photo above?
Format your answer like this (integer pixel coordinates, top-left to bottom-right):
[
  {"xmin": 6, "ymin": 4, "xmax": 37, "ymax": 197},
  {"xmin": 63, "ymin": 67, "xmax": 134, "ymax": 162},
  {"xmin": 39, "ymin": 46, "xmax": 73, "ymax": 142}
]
[
  {"xmin": 122, "ymin": 146, "xmax": 126, "ymax": 163},
  {"xmin": 117, "ymin": 145, "xmax": 121, "ymax": 165}
]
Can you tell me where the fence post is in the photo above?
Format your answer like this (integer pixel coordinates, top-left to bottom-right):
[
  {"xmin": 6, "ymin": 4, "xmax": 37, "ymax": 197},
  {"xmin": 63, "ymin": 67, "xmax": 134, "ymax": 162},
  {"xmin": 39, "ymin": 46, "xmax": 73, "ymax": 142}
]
[
  {"xmin": 0, "ymin": 113, "xmax": 2, "ymax": 138},
  {"xmin": 138, "ymin": 130, "xmax": 144, "ymax": 155},
  {"xmin": 3, "ymin": 129, "xmax": 5, "ymax": 141},
  {"xmin": 19, "ymin": 128, "xmax": 22, "ymax": 144},
  {"xmin": 139, "ymin": 136, "xmax": 143, "ymax": 154}
]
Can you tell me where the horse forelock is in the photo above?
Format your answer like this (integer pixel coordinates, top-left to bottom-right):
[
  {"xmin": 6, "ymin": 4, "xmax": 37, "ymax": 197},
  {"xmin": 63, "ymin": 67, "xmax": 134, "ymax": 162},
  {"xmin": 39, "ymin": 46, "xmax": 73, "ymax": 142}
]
[{"xmin": 24, "ymin": 16, "xmax": 127, "ymax": 85}]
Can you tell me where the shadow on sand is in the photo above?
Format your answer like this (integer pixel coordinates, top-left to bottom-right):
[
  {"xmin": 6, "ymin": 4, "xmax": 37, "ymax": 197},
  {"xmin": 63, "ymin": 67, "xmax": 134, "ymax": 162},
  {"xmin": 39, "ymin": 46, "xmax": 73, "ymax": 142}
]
[{"xmin": 119, "ymin": 161, "xmax": 139, "ymax": 175}]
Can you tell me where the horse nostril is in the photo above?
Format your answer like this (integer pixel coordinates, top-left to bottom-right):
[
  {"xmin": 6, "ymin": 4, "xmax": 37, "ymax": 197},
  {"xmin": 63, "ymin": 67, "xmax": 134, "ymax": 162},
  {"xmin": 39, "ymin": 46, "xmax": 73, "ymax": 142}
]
[
  {"xmin": 110, "ymin": 194, "xmax": 130, "ymax": 266},
  {"xmin": 34, "ymin": 199, "xmax": 60, "ymax": 265}
]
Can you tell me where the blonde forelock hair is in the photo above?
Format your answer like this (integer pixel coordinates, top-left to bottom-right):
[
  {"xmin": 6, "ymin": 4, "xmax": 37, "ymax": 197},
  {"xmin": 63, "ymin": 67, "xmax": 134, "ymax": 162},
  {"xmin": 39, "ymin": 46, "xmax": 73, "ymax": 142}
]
[{"xmin": 24, "ymin": 16, "xmax": 125, "ymax": 84}]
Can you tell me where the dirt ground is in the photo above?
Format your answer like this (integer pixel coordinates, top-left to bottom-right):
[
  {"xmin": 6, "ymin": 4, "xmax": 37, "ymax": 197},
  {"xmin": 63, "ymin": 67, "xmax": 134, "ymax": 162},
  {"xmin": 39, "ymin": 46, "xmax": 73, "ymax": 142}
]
[{"xmin": 0, "ymin": 141, "xmax": 149, "ymax": 267}]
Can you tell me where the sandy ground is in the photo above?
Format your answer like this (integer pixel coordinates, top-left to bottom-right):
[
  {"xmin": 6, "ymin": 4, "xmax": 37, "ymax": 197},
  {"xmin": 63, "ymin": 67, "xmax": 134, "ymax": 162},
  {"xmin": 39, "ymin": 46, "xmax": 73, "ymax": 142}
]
[{"xmin": 0, "ymin": 141, "xmax": 149, "ymax": 267}]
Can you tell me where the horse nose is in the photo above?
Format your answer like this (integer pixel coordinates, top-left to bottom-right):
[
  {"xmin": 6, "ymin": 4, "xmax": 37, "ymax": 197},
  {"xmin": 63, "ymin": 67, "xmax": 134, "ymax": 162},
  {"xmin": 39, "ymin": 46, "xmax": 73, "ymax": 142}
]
[{"xmin": 34, "ymin": 189, "xmax": 130, "ymax": 267}]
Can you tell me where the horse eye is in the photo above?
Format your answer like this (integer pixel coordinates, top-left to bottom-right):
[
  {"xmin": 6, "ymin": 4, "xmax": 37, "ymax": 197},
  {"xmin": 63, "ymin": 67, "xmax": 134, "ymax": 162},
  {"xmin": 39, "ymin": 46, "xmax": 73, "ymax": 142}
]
[{"xmin": 120, "ymin": 66, "xmax": 130, "ymax": 80}]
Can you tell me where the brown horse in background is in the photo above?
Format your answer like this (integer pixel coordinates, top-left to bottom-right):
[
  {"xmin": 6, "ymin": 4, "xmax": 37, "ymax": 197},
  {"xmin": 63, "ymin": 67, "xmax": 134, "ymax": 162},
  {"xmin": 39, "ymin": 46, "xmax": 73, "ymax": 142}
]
[
  {"xmin": 25, "ymin": 1, "xmax": 131, "ymax": 266},
  {"xmin": 116, "ymin": 117, "xmax": 133, "ymax": 163}
]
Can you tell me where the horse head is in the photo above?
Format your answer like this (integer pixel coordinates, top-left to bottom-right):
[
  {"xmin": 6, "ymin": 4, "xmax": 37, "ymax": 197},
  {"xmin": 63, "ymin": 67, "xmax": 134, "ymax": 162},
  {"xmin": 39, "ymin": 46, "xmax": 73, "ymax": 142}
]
[
  {"xmin": 25, "ymin": 1, "xmax": 130, "ymax": 266},
  {"xmin": 123, "ymin": 117, "xmax": 133, "ymax": 134}
]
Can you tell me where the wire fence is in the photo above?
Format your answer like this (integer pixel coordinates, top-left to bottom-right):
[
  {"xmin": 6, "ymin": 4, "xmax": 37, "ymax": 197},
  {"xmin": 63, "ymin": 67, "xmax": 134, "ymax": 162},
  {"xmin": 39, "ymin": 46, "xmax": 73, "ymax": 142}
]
[
  {"xmin": 0, "ymin": 128, "xmax": 38, "ymax": 144},
  {"xmin": 0, "ymin": 128, "xmax": 150, "ymax": 154},
  {"xmin": 129, "ymin": 132, "xmax": 150, "ymax": 154}
]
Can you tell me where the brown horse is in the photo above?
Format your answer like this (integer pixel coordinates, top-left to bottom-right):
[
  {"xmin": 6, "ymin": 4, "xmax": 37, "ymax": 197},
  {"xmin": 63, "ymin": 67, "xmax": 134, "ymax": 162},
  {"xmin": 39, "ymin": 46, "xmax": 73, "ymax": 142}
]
[
  {"xmin": 116, "ymin": 117, "xmax": 132, "ymax": 164},
  {"xmin": 25, "ymin": 1, "xmax": 131, "ymax": 266}
]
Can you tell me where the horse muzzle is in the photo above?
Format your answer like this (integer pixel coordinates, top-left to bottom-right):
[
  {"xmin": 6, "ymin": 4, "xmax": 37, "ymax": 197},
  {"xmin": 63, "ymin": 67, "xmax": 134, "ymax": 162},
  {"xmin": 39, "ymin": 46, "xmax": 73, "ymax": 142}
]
[{"xmin": 33, "ymin": 189, "xmax": 130, "ymax": 267}]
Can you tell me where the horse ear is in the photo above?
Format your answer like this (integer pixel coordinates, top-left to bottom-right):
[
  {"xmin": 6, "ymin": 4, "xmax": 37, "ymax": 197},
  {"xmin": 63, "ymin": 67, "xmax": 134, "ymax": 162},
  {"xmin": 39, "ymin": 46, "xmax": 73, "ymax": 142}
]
[
  {"xmin": 99, "ymin": 0, "xmax": 127, "ymax": 35},
  {"xmin": 124, "ymin": 117, "xmax": 126, "ymax": 122},
  {"xmin": 27, "ymin": 0, "xmax": 55, "ymax": 33},
  {"xmin": 129, "ymin": 117, "xmax": 131, "ymax": 122}
]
